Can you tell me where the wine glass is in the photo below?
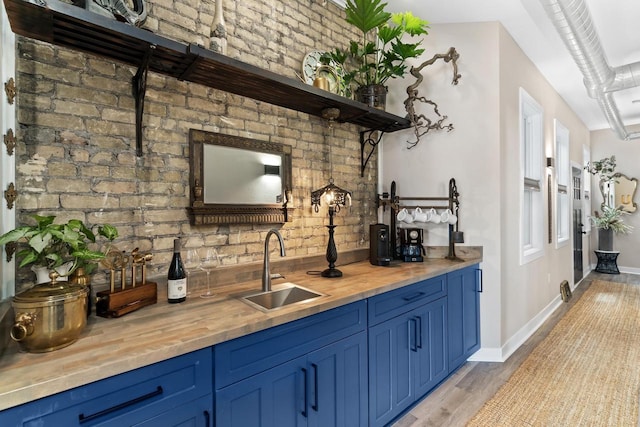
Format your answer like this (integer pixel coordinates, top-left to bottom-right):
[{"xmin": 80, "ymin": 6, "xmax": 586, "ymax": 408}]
[
  {"xmin": 183, "ymin": 249, "xmax": 201, "ymax": 297},
  {"xmin": 199, "ymin": 247, "xmax": 220, "ymax": 298}
]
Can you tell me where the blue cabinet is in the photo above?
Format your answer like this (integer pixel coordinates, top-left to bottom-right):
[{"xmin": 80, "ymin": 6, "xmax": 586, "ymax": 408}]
[
  {"xmin": 368, "ymin": 266, "xmax": 481, "ymax": 426},
  {"xmin": 0, "ymin": 348, "xmax": 213, "ymax": 427},
  {"xmin": 447, "ymin": 265, "xmax": 481, "ymax": 372},
  {"xmin": 214, "ymin": 301, "xmax": 368, "ymax": 427},
  {"xmin": 368, "ymin": 297, "xmax": 447, "ymax": 427}
]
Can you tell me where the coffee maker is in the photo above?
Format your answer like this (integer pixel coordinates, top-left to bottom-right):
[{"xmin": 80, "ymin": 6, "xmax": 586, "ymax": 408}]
[
  {"xmin": 400, "ymin": 228, "xmax": 425, "ymax": 262},
  {"xmin": 369, "ymin": 224, "xmax": 391, "ymax": 266}
]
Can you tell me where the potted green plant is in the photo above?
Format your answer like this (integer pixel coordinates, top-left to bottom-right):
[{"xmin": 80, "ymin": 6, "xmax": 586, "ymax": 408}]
[
  {"xmin": 322, "ymin": 0, "xmax": 429, "ymax": 109},
  {"xmin": 0, "ymin": 215, "xmax": 118, "ymax": 284},
  {"xmin": 590, "ymin": 205, "xmax": 632, "ymax": 251},
  {"xmin": 584, "ymin": 155, "xmax": 633, "ymax": 250}
]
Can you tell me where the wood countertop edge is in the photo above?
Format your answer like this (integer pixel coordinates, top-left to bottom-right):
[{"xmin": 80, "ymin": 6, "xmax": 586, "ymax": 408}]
[{"xmin": 0, "ymin": 257, "xmax": 482, "ymax": 411}]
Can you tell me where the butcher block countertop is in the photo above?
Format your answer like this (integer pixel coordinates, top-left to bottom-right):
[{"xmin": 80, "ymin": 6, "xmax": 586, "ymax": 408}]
[{"xmin": 0, "ymin": 255, "xmax": 481, "ymax": 411}]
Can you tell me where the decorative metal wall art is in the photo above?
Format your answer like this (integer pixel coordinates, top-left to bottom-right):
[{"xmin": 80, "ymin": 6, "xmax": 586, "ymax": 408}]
[
  {"xmin": 4, "ymin": 242, "xmax": 16, "ymax": 263},
  {"xmin": 4, "ymin": 182, "xmax": 17, "ymax": 210},
  {"xmin": 403, "ymin": 47, "xmax": 461, "ymax": 149},
  {"xmin": 4, "ymin": 128, "xmax": 15, "ymax": 155},
  {"xmin": 4, "ymin": 77, "xmax": 15, "ymax": 105}
]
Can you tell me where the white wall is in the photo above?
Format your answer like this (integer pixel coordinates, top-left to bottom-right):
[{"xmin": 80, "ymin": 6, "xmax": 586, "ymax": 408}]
[
  {"xmin": 381, "ymin": 22, "xmax": 590, "ymax": 361},
  {"xmin": 590, "ymin": 124, "xmax": 640, "ymax": 272}
]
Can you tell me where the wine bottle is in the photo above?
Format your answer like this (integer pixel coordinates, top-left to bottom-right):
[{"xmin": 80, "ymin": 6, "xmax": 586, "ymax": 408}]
[{"xmin": 167, "ymin": 238, "xmax": 187, "ymax": 303}]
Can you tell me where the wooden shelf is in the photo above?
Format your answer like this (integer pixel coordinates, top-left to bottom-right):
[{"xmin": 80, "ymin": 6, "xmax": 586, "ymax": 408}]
[{"xmin": 4, "ymin": 0, "xmax": 411, "ymax": 133}]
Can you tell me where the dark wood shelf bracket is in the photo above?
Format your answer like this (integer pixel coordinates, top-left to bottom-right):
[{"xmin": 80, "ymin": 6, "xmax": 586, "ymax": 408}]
[
  {"xmin": 132, "ymin": 44, "xmax": 156, "ymax": 157},
  {"xmin": 360, "ymin": 128, "xmax": 385, "ymax": 177}
]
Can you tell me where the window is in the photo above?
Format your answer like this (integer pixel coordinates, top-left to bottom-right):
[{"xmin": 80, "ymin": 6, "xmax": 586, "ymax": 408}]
[
  {"xmin": 520, "ymin": 89, "xmax": 544, "ymax": 264},
  {"xmin": 555, "ymin": 120, "xmax": 570, "ymax": 247}
]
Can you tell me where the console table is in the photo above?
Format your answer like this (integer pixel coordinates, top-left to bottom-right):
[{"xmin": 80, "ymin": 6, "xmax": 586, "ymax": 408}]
[{"xmin": 594, "ymin": 250, "xmax": 620, "ymax": 274}]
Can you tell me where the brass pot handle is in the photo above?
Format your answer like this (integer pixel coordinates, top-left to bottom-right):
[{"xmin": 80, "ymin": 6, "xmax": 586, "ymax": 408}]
[{"xmin": 10, "ymin": 312, "xmax": 36, "ymax": 342}]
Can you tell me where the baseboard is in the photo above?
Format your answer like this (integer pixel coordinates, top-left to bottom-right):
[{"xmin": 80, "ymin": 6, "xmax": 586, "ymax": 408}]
[
  {"xmin": 469, "ymin": 296, "xmax": 562, "ymax": 362},
  {"xmin": 618, "ymin": 266, "xmax": 640, "ymax": 275},
  {"xmin": 469, "ymin": 275, "xmax": 591, "ymax": 363},
  {"xmin": 467, "ymin": 347, "xmax": 503, "ymax": 362}
]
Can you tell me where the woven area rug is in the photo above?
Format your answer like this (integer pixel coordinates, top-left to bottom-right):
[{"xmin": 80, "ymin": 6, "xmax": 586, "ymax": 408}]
[{"xmin": 468, "ymin": 280, "xmax": 640, "ymax": 426}]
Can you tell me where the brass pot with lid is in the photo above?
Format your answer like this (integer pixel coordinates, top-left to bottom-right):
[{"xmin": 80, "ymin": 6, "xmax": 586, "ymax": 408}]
[{"xmin": 11, "ymin": 277, "xmax": 88, "ymax": 353}]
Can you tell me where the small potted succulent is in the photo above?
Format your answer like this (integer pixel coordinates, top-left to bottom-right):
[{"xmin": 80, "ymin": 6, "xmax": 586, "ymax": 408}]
[
  {"xmin": 322, "ymin": 0, "xmax": 429, "ymax": 109},
  {"xmin": 0, "ymin": 214, "xmax": 118, "ymax": 284}
]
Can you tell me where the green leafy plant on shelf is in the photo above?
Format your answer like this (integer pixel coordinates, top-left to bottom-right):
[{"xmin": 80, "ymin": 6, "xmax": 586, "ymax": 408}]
[
  {"xmin": 0, "ymin": 214, "xmax": 119, "ymax": 277},
  {"xmin": 322, "ymin": 0, "xmax": 429, "ymax": 104}
]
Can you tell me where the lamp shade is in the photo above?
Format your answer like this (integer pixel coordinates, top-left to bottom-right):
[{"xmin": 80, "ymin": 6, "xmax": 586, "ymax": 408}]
[{"xmin": 311, "ymin": 178, "xmax": 351, "ymax": 213}]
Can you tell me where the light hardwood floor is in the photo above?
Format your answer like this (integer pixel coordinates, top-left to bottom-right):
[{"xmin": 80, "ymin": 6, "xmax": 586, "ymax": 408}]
[{"xmin": 392, "ymin": 271, "xmax": 639, "ymax": 427}]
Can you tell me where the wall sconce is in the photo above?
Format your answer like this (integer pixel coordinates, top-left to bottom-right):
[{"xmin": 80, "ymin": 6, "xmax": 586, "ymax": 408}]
[
  {"xmin": 546, "ymin": 157, "xmax": 553, "ymax": 244},
  {"xmin": 311, "ymin": 178, "xmax": 351, "ymax": 278},
  {"xmin": 264, "ymin": 165, "xmax": 280, "ymax": 175}
]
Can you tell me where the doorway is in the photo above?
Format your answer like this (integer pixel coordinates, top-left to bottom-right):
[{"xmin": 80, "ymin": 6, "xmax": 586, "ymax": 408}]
[{"xmin": 572, "ymin": 166, "xmax": 584, "ymax": 283}]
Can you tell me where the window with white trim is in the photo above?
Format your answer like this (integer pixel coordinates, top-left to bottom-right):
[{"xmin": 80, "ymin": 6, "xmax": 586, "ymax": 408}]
[
  {"xmin": 520, "ymin": 89, "xmax": 544, "ymax": 264},
  {"xmin": 555, "ymin": 120, "xmax": 570, "ymax": 247}
]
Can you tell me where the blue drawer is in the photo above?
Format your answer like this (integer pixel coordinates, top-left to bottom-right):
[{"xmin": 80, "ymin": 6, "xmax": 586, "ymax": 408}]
[
  {"xmin": 368, "ymin": 275, "xmax": 446, "ymax": 326},
  {"xmin": 214, "ymin": 300, "xmax": 366, "ymax": 389},
  {"xmin": 0, "ymin": 348, "xmax": 212, "ymax": 426}
]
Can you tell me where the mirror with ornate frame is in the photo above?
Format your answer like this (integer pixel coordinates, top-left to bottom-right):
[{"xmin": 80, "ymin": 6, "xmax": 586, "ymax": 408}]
[
  {"xmin": 188, "ymin": 129, "xmax": 294, "ymax": 225},
  {"xmin": 600, "ymin": 172, "xmax": 637, "ymax": 213}
]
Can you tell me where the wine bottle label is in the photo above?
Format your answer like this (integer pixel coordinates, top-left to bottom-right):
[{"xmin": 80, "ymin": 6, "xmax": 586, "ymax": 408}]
[{"xmin": 168, "ymin": 278, "xmax": 187, "ymax": 299}]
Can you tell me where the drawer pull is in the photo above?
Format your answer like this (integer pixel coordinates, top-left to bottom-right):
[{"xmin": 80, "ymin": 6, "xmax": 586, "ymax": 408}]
[
  {"xmin": 403, "ymin": 291, "xmax": 426, "ymax": 302},
  {"xmin": 78, "ymin": 385, "xmax": 163, "ymax": 423},
  {"xmin": 204, "ymin": 410, "xmax": 211, "ymax": 427}
]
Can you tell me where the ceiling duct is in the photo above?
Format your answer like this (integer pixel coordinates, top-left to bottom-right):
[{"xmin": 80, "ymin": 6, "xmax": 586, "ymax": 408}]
[{"xmin": 540, "ymin": 0, "xmax": 640, "ymax": 140}]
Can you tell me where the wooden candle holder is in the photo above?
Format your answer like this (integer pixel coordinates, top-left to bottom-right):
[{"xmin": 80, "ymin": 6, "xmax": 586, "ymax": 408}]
[
  {"xmin": 96, "ymin": 281, "xmax": 157, "ymax": 318},
  {"xmin": 96, "ymin": 249, "xmax": 157, "ymax": 318}
]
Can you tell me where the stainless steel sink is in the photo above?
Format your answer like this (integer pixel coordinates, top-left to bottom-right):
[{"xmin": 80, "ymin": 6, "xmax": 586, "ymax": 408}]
[{"xmin": 241, "ymin": 283, "xmax": 325, "ymax": 312}]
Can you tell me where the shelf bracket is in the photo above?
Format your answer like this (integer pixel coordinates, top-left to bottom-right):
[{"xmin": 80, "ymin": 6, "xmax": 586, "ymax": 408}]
[
  {"xmin": 360, "ymin": 129, "xmax": 385, "ymax": 177},
  {"xmin": 132, "ymin": 44, "xmax": 156, "ymax": 157}
]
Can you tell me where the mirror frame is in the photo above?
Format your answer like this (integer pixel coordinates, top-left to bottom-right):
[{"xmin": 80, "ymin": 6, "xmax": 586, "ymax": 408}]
[
  {"xmin": 600, "ymin": 172, "xmax": 638, "ymax": 213},
  {"xmin": 188, "ymin": 129, "xmax": 294, "ymax": 225}
]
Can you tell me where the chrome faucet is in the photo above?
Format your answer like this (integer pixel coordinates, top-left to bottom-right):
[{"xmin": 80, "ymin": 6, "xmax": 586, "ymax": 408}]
[{"xmin": 262, "ymin": 229, "xmax": 286, "ymax": 292}]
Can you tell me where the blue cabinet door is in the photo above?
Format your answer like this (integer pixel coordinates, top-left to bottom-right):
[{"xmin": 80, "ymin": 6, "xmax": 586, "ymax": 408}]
[
  {"xmin": 368, "ymin": 312, "xmax": 414, "ymax": 427},
  {"xmin": 307, "ymin": 332, "xmax": 367, "ymax": 427},
  {"xmin": 447, "ymin": 265, "xmax": 481, "ymax": 372},
  {"xmin": 215, "ymin": 356, "xmax": 306, "ymax": 427},
  {"xmin": 216, "ymin": 332, "xmax": 367, "ymax": 427},
  {"xmin": 413, "ymin": 297, "xmax": 448, "ymax": 397}
]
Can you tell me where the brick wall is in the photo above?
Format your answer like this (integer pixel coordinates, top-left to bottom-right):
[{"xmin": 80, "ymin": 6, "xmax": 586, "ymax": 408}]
[{"xmin": 12, "ymin": 0, "xmax": 377, "ymax": 292}]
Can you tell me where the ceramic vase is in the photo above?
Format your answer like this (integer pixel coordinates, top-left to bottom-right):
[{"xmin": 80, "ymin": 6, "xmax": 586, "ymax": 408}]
[{"xmin": 598, "ymin": 228, "xmax": 614, "ymax": 251}]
